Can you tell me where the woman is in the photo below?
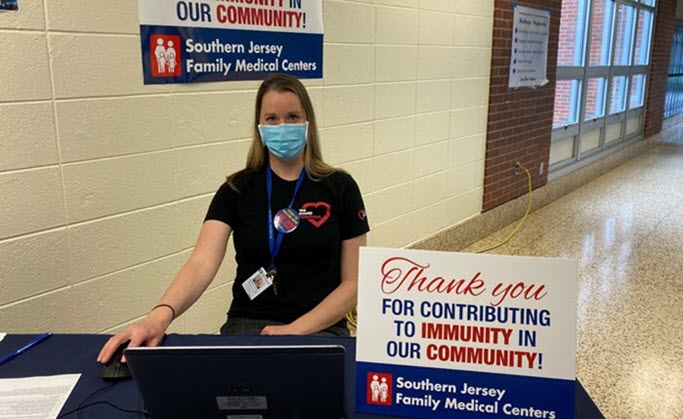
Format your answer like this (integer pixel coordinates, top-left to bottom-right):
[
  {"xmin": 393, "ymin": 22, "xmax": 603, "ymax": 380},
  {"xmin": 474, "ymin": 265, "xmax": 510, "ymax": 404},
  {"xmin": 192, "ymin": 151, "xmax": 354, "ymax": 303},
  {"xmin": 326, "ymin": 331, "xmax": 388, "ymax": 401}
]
[{"xmin": 98, "ymin": 74, "xmax": 369, "ymax": 364}]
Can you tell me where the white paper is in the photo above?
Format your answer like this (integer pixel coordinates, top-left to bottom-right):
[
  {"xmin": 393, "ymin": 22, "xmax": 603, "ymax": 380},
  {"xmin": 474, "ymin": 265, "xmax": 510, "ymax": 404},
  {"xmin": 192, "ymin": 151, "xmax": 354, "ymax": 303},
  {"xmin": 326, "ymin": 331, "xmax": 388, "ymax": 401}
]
[
  {"xmin": 0, "ymin": 333, "xmax": 6, "ymax": 342},
  {"xmin": 0, "ymin": 374, "xmax": 80, "ymax": 419},
  {"xmin": 509, "ymin": 5, "xmax": 550, "ymax": 88}
]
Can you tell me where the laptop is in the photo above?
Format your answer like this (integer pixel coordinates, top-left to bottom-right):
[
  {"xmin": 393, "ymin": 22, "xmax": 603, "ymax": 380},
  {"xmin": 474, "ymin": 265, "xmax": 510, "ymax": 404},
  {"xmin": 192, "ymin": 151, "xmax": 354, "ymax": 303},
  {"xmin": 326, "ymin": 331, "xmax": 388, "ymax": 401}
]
[{"xmin": 124, "ymin": 345, "xmax": 346, "ymax": 419}]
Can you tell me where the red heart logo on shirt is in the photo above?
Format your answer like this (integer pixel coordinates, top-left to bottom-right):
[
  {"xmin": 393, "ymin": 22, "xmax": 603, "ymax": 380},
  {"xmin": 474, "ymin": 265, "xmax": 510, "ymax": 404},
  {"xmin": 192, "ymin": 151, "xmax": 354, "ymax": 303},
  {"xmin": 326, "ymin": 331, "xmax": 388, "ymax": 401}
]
[{"xmin": 301, "ymin": 202, "xmax": 331, "ymax": 228}]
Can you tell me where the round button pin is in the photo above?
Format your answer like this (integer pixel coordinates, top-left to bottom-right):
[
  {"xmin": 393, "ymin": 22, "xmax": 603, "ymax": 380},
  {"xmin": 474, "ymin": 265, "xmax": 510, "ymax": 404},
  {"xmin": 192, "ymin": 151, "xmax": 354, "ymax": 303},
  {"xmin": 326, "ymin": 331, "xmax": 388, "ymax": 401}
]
[{"xmin": 273, "ymin": 208, "xmax": 300, "ymax": 233}]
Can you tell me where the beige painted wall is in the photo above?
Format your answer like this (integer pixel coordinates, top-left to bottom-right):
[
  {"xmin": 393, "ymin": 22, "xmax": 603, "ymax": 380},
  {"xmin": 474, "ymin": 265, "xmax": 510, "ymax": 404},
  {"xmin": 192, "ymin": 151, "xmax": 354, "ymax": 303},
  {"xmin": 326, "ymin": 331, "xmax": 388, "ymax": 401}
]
[{"xmin": 0, "ymin": 0, "xmax": 493, "ymax": 334}]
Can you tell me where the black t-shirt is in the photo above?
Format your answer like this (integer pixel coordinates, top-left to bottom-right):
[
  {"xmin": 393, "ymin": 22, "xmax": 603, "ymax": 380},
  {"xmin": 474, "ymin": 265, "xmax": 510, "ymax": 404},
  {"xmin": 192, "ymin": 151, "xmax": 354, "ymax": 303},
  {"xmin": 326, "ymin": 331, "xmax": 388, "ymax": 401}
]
[{"xmin": 205, "ymin": 167, "xmax": 370, "ymax": 327}]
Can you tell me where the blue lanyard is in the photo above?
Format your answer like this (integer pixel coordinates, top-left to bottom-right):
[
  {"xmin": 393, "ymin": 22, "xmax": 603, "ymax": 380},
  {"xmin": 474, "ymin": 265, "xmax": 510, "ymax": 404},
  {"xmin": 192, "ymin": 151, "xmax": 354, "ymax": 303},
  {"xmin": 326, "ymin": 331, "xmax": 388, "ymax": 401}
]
[{"xmin": 266, "ymin": 166, "xmax": 305, "ymax": 270}]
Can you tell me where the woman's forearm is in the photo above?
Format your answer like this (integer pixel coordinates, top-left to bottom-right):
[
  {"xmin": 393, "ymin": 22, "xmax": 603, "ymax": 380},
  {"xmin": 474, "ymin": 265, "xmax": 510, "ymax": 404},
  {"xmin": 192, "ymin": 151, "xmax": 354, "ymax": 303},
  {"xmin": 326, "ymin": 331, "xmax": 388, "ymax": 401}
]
[
  {"xmin": 153, "ymin": 257, "xmax": 217, "ymax": 324},
  {"xmin": 151, "ymin": 220, "xmax": 231, "ymax": 325}
]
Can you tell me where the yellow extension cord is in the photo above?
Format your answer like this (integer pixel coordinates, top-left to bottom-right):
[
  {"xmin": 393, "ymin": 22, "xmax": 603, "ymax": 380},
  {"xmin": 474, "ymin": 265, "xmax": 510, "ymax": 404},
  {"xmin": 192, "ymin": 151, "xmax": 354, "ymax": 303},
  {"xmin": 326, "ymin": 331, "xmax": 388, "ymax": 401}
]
[
  {"xmin": 346, "ymin": 164, "xmax": 534, "ymax": 330},
  {"xmin": 475, "ymin": 164, "xmax": 533, "ymax": 254}
]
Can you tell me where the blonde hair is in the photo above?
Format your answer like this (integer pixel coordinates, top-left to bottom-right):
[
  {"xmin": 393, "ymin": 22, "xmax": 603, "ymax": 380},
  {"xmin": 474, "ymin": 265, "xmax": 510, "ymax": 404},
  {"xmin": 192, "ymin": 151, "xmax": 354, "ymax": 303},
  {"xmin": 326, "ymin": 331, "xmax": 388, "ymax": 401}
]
[{"xmin": 227, "ymin": 74, "xmax": 336, "ymax": 191}]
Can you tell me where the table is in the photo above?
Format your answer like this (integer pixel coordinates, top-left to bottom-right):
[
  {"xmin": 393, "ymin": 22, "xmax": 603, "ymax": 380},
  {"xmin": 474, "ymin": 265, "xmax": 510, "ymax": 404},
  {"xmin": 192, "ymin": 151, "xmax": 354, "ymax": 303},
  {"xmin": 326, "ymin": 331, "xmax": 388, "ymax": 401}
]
[{"xmin": 0, "ymin": 334, "xmax": 604, "ymax": 418}]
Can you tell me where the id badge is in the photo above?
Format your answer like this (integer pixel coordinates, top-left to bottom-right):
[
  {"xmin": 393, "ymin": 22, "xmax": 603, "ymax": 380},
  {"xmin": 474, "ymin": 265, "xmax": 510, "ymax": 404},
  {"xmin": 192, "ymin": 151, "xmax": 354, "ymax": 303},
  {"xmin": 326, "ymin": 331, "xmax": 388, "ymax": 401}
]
[{"xmin": 242, "ymin": 267, "xmax": 273, "ymax": 300}]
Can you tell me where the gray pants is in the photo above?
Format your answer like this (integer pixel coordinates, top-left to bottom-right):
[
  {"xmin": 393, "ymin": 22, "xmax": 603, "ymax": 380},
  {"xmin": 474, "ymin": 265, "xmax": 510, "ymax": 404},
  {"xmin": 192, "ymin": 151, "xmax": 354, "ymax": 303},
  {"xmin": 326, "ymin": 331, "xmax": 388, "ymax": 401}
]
[{"xmin": 221, "ymin": 317, "xmax": 350, "ymax": 337}]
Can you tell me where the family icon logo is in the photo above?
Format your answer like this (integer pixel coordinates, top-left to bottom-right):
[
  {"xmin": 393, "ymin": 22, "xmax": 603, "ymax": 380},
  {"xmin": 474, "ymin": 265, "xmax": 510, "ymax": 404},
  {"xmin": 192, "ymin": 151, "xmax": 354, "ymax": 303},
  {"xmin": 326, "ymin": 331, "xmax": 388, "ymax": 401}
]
[
  {"xmin": 367, "ymin": 372, "xmax": 392, "ymax": 406},
  {"xmin": 151, "ymin": 35, "xmax": 182, "ymax": 77}
]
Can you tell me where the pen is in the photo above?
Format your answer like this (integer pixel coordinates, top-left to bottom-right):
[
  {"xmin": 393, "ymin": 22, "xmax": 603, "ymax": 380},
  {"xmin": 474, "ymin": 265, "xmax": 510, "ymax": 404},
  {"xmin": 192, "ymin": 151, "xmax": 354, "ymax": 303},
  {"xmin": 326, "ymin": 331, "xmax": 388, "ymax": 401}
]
[{"xmin": 0, "ymin": 333, "xmax": 52, "ymax": 365}]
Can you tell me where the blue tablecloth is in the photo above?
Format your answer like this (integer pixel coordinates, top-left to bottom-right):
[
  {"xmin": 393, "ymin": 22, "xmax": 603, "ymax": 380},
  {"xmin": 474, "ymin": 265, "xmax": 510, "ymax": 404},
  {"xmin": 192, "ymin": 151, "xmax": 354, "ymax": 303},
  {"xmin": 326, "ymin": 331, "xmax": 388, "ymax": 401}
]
[{"xmin": 0, "ymin": 334, "xmax": 603, "ymax": 418}]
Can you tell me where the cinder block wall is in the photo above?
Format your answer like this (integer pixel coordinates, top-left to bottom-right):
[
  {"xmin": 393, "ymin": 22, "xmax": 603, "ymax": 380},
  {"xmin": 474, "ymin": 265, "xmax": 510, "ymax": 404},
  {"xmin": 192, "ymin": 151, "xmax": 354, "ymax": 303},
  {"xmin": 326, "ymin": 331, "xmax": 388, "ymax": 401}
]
[{"xmin": 0, "ymin": 0, "xmax": 493, "ymax": 334}]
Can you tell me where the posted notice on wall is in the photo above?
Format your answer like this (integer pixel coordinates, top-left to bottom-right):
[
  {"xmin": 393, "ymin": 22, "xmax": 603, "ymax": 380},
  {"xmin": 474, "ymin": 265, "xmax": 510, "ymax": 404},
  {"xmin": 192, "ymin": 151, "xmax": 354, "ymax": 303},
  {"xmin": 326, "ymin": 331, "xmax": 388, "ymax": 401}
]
[
  {"xmin": 138, "ymin": 0, "xmax": 323, "ymax": 84},
  {"xmin": 509, "ymin": 5, "xmax": 550, "ymax": 88},
  {"xmin": 356, "ymin": 247, "xmax": 578, "ymax": 418},
  {"xmin": 0, "ymin": 0, "xmax": 19, "ymax": 12}
]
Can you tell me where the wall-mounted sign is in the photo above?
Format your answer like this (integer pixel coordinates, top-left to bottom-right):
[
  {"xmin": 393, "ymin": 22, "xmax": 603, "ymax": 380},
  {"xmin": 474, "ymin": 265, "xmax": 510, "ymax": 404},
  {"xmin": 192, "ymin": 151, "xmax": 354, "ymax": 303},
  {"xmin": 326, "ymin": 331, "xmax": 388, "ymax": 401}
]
[
  {"xmin": 0, "ymin": 0, "xmax": 19, "ymax": 12},
  {"xmin": 509, "ymin": 5, "xmax": 550, "ymax": 88},
  {"xmin": 356, "ymin": 247, "xmax": 577, "ymax": 418},
  {"xmin": 138, "ymin": 0, "xmax": 323, "ymax": 84}
]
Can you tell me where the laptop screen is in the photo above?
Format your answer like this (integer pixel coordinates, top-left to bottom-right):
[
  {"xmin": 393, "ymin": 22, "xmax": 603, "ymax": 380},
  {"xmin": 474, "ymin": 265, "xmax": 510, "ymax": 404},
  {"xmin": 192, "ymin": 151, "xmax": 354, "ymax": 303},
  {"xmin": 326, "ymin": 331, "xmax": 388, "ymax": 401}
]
[{"xmin": 125, "ymin": 345, "xmax": 346, "ymax": 419}]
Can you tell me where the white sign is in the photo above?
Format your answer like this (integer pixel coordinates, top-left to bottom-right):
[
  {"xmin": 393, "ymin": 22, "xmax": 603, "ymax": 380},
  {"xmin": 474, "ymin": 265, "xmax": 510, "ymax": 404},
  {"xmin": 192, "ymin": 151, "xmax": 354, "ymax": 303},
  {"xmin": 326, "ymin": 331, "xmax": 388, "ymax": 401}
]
[
  {"xmin": 509, "ymin": 5, "xmax": 550, "ymax": 88},
  {"xmin": 355, "ymin": 247, "xmax": 577, "ymax": 418},
  {"xmin": 138, "ymin": 0, "xmax": 323, "ymax": 34}
]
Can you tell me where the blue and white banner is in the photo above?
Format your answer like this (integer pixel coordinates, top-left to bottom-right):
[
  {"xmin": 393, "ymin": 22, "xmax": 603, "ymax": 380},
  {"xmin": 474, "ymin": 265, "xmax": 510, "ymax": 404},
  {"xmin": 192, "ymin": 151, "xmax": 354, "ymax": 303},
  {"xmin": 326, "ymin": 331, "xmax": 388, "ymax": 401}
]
[
  {"xmin": 356, "ymin": 248, "xmax": 578, "ymax": 418},
  {"xmin": 138, "ymin": 0, "xmax": 323, "ymax": 84}
]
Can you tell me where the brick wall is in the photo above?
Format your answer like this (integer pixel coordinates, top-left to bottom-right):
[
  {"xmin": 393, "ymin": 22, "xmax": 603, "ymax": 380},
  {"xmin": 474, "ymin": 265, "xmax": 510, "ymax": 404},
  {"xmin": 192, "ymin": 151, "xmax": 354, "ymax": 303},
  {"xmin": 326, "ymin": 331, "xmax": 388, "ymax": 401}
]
[
  {"xmin": 644, "ymin": 0, "xmax": 677, "ymax": 137},
  {"xmin": 484, "ymin": 0, "xmax": 561, "ymax": 211}
]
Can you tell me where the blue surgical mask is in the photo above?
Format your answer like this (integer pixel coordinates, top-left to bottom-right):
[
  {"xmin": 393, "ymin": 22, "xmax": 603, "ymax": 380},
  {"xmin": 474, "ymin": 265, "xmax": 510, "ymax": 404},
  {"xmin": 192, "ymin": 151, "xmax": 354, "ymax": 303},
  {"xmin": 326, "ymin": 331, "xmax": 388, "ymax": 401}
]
[{"xmin": 258, "ymin": 122, "xmax": 309, "ymax": 161}]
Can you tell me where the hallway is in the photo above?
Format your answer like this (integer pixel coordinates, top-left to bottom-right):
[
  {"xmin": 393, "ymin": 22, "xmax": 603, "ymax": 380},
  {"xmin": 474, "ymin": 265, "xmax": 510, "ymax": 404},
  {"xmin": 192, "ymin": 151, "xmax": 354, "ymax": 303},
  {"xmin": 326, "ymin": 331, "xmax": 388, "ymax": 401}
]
[{"xmin": 465, "ymin": 132, "xmax": 683, "ymax": 418}]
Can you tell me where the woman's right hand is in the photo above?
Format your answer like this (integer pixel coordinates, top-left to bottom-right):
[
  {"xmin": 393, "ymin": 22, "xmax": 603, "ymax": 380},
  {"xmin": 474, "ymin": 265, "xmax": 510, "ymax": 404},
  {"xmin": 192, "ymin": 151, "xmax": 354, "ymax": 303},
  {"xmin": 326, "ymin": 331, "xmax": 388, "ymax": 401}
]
[{"xmin": 96, "ymin": 308, "xmax": 172, "ymax": 364}]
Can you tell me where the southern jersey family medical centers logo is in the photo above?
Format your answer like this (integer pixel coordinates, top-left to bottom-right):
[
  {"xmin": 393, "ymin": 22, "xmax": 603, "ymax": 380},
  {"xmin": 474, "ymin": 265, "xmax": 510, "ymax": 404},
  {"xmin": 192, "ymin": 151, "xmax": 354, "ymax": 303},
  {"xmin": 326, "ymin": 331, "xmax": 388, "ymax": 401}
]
[
  {"xmin": 150, "ymin": 35, "xmax": 182, "ymax": 77},
  {"xmin": 367, "ymin": 372, "xmax": 392, "ymax": 406}
]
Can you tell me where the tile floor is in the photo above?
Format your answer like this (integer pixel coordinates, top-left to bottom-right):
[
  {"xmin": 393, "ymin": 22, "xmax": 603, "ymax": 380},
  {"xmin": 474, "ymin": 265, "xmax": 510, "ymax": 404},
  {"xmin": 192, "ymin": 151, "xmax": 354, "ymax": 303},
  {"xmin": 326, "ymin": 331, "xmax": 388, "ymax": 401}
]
[{"xmin": 464, "ymin": 130, "xmax": 683, "ymax": 418}]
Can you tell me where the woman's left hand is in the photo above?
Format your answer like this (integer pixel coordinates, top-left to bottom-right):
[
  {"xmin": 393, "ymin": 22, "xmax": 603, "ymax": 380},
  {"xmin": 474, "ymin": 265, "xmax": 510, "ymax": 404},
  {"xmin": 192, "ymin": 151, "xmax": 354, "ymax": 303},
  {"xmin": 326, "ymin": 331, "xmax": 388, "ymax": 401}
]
[{"xmin": 260, "ymin": 324, "xmax": 304, "ymax": 335}]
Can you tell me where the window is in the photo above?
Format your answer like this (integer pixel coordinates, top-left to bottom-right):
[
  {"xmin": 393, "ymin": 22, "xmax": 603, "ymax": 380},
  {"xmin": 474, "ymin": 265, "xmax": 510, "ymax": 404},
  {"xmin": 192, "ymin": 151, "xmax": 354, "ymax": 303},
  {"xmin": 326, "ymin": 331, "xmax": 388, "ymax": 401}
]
[
  {"xmin": 665, "ymin": 21, "xmax": 683, "ymax": 119},
  {"xmin": 614, "ymin": 4, "xmax": 636, "ymax": 66},
  {"xmin": 633, "ymin": 10, "xmax": 654, "ymax": 65},
  {"xmin": 626, "ymin": 115, "xmax": 641, "ymax": 134},
  {"xmin": 629, "ymin": 74, "xmax": 646, "ymax": 109},
  {"xmin": 553, "ymin": 80, "xmax": 582, "ymax": 127},
  {"xmin": 552, "ymin": 0, "xmax": 655, "ymax": 173},
  {"xmin": 609, "ymin": 76, "xmax": 628, "ymax": 114},
  {"xmin": 605, "ymin": 120, "xmax": 623, "ymax": 143},
  {"xmin": 558, "ymin": 0, "xmax": 589, "ymax": 66},
  {"xmin": 589, "ymin": 0, "xmax": 616, "ymax": 66},
  {"xmin": 580, "ymin": 128, "xmax": 602, "ymax": 153},
  {"xmin": 584, "ymin": 78, "xmax": 607, "ymax": 120},
  {"xmin": 549, "ymin": 137, "xmax": 576, "ymax": 165}
]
